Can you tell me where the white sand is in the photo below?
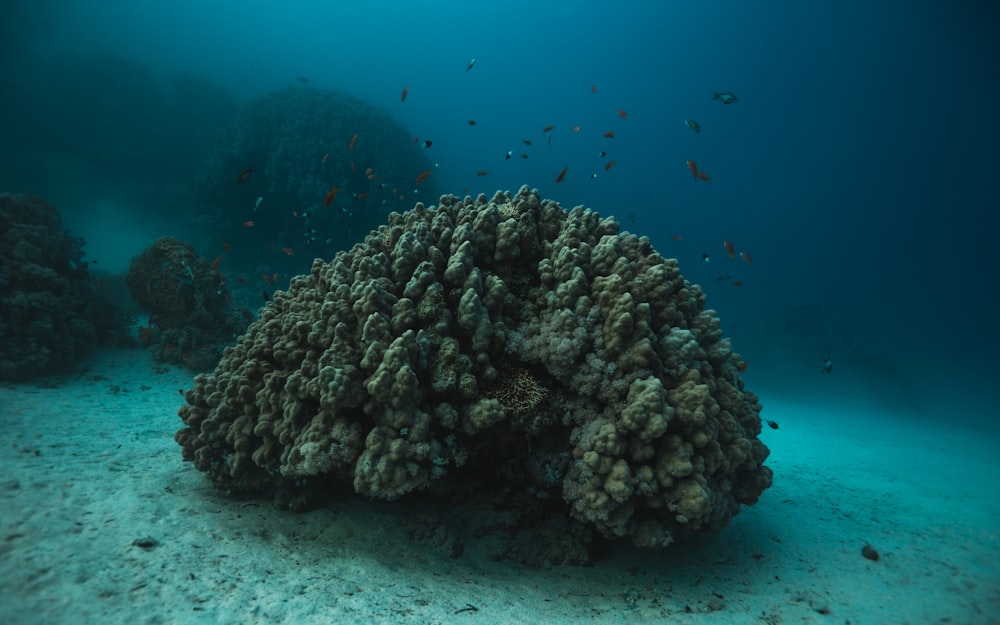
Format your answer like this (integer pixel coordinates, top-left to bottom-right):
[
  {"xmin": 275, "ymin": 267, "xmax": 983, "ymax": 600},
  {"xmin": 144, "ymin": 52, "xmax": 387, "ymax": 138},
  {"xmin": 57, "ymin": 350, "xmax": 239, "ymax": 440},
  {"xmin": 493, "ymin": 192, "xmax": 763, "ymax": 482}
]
[{"xmin": 1, "ymin": 348, "xmax": 997, "ymax": 624}]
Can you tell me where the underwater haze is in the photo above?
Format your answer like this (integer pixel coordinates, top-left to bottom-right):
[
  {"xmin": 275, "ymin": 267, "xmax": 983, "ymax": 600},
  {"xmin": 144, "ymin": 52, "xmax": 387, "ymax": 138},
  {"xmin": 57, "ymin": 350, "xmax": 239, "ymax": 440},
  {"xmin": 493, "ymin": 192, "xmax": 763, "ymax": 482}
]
[{"xmin": 2, "ymin": 0, "xmax": 998, "ymax": 420}]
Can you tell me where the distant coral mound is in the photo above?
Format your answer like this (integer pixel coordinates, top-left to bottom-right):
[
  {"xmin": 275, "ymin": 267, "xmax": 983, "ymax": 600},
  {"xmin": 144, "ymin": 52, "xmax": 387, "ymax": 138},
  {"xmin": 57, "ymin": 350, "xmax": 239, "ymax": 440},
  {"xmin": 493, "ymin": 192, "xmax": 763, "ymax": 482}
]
[
  {"xmin": 198, "ymin": 86, "xmax": 436, "ymax": 256},
  {"xmin": 125, "ymin": 237, "xmax": 252, "ymax": 371},
  {"xmin": 0, "ymin": 194, "xmax": 130, "ymax": 380},
  {"xmin": 176, "ymin": 187, "xmax": 771, "ymax": 560}
]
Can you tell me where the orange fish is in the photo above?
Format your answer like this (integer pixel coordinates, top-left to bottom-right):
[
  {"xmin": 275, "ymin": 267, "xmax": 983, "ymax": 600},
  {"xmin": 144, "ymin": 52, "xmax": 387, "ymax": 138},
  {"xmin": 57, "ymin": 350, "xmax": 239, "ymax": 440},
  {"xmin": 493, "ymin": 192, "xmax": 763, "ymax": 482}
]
[
  {"xmin": 139, "ymin": 325, "xmax": 153, "ymax": 344},
  {"xmin": 261, "ymin": 273, "xmax": 273, "ymax": 285},
  {"xmin": 413, "ymin": 136, "xmax": 420, "ymax": 143},
  {"xmin": 736, "ymin": 361, "xmax": 749, "ymax": 372},
  {"xmin": 617, "ymin": 109, "xmax": 628, "ymax": 119},
  {"xmin": 354, "ymin": 193, "xmax": 369, "ymax": 200},
  {"xmin": 603, "ymin": 131, "xmax": 615, "ymax": 138},
  {"xmin": 236, "ymin": 276, "xmax": 248, "ymax": 283},
  {"xmin": 272, "ymin": 272, "xmax": 279, "ymax": 284},
  {"xmin": 520, "ymin": 154, "xmax": 528, "ymax": 159},
  {"xmin": 321, "ymin": 153, "xmax": 329, "ymax": 164},
  {"xmin": 242, "ymin": 220, "xmax": 255, "ymax": 227},
  {"xmin": 415, "ymin": 169, "xmax": 433, "ymax": 183},
  {"xmin": 695, "ymin": 171, "xmax": 711, "ymax": 183},
  {"xmin": 210, "ymin": 256, "xmax": 221, "ymax": 271},
  {"xmin": 686, "ymin": 160, "xmax": 698, "ymax": 178},
  {"xmin": 467, "ymin": 119, "xmax": 477, "ymax": 126},
  {"xmin": 670, "ymin": 234, "xmax": 683, "ymax": 241},
  {"xmin": 604, "ymin": 160, "xmax": 616, "ymax": 171},
  {"xmin": 400, "ymin": 85, "xmax": 410, "ymax": 102},
  {"xmin": 237, "ymin": 167, "xmax": 253, "ymax": 184},
  {"xmin": 222, "ymin": 242, "xmax": 233, "ymax": 253},
  {"xmin": 733, "ymin": 281, "xmax": 744, "ymax": 287},
  {"xmin": 740, "ymin": 251, "xmax": 754, "ymax": 265},
  {"xmin": 571, "ymin": 125, "xmax": 582, "ymax": 132},
  {"xmin": 350, "ymin": 161, "xmax": 356, "ymax": 173},
  {"xmin": 724, "ymin": 240, "xmax": 736, "ymax": 257},
  {"xmin": 280, "ymin": 247, "xmax": 295, "ymax": 256},
  {"xmin": 475, "ymin": 170, "xmax": 489, "ymax": 176},
  {"xmin": 591, "ymin": 85, "xmax": 597, "ymax": 94},
  {"xmin": 542, "ymin": 125, "xmax": 555, "ymax": 133},
  {"xmin": 348, "ymin": 133, "xmax": 358, "ymax": 151},
  {"xmin": 555, "ymin": 165, "xmax": 568, "ymax": 183},
  {"xmin": 324, "ymin": 186, "xmax": 339, "ymax": 207}
]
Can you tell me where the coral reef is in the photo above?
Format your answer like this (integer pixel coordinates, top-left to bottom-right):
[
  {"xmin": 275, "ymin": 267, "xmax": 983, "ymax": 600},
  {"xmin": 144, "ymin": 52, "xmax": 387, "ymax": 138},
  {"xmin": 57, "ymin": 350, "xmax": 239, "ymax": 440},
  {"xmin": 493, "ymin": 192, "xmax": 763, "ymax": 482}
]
[
  {"xmin": 197, "ymin": 86, "xmax": 437, "ymax": 277},
  {"xmin": 125, "ymin": 237, "xmax": 252, "ymax": 371},
  {"xmin": 0, "ymin": 194, "xmax": 131, "ymax": 380},
  {"xmin": 176, "ymin": 186, "xmax": 771, "ymax": 556}
]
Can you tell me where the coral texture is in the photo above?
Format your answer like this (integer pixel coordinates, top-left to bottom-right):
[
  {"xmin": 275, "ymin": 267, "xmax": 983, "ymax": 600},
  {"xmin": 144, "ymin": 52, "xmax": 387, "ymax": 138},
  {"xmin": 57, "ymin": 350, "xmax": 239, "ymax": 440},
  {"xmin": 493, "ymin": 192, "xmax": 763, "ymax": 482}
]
[
  {"xmin": 0, "ymin": 193, "xmax": 130, "ymax": 380},
  {"xmin": 125, "ymin": 237, "xmax": 252, "ymax": 371},
  {"xmin": 176, "ymin": 186, "xmax": 771, "ymax": 550}
]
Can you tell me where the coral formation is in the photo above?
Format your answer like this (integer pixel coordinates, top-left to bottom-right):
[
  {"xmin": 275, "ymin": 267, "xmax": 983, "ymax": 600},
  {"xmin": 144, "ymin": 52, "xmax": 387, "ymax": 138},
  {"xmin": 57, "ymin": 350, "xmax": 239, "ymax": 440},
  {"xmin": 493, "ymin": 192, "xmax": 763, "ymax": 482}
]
[
  {"xmin": 176, "ymin": 186, "xmax": 771, "ymax": 555},
  {"xmin": 0, "ymin": 193, "xmax": 131, "ymax": 380},
  {"xmin": 125, "ymin": 237, "xmax": 252, "ymax": 371},
  {"xmin": 197, "ymin": 86, "xmax": 437, "ymax": 274}
]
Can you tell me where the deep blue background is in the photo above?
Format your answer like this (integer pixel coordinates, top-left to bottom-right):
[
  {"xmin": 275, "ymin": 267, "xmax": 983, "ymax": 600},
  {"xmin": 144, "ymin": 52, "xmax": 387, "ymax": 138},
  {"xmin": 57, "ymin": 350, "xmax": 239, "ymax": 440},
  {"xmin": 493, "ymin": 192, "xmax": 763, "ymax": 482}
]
[{"xmin": 2, "ymin": 0, "xmax": 997, "ymax": 420}]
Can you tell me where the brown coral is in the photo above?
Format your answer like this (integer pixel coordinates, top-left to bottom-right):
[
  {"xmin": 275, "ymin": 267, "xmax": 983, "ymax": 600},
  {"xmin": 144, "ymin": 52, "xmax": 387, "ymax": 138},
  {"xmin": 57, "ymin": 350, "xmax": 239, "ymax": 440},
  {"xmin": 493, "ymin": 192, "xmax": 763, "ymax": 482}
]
[{"xmin": 175, "ymin": 186, "xmax": 771, "ymax": 554}]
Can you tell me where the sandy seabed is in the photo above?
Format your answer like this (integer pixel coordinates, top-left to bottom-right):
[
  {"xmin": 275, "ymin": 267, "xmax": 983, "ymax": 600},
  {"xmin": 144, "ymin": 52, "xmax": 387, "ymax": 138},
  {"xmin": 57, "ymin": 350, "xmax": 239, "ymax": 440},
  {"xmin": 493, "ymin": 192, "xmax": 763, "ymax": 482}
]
[{"xmin": 1, "ymin": 348, "xmax": 997, "ymax": 625}]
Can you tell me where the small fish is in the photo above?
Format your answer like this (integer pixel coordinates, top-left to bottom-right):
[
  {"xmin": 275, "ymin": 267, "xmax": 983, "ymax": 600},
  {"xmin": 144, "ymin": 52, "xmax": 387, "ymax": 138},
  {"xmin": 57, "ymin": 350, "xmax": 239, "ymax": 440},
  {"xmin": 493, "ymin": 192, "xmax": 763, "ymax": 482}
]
[
  {"xmin": 684, "ymin": 119, "xmax": 701, "ymax": 134},
  {"xmin": 724, "ymin": 240, "xmax": 736, "ymax": 257},
  {"xmin": 571, "ymin": 125, "xmax": 582, "ymax": 132},
  {"xmin": 542, "ymin": 125, "xmax": 555, "ymax": 133},
  {"xmin": 670, "ymin": 234, "xmax": 683, "ymax": 241},
  {"xmin": 467, "ymin": 119, "xmax": 477, "ymax": 126},
  {"xmin": 255, "ymin": 196, "xmax": 263, "ymax": 211},
  {"xmin": 604, "ymin": 160, "xmax": 616, "ymax": 171},
  {"xmin": 591, "ymin": 85, "xmax": 597, "ymax": 94},
  {"xmin": 400, "ymin": 85, "xmax": 410, "ymax": 102},
  {"xmin": 323, "ymin": 186, "xmax": 339, "ymax": 207},
  {"xmin": 765, "ymin": 419, "xmax": 779, "ymax": 430},
  {"xmin": 603, "ymin": 131, "xmax": 615, "ymax": 138},
  {"xmin": 415, "ymin": 169, "xmax": 433, "ymax": 183},
  {"xmin": 424, "ymin": 140, "xmax": 433, "ymax": 148},
  {"xmin": 242, "ymin": 220, "xmax": 255, "ymax": 227},
  {"xmin": 222, "ymin": 242, "xmax": 233, "ymax": 253},
  {"xmin": 740, "ymin": 251, "xmax": 754, "ymax": 265},
  {"xmin": 353, "ymin": 192, "xmax": 369, "ymax": 200},
  {"xmin": 348, "ymin": 133, "xmax": 358, "ymax": 151},
  {"xmin": 822, "ymin": 352, "xmax": 833, "ymax": 374},
  {"xmin": 617, "ymin": 109, "xmax": 628, "ymax": 119},
  {"xmin": 547, "ymin": 134, "xmax": 552, "ymax": 148},
  {"xmin": 629, "ymin": 213, "xmax": 635, "ymax": 223},
  {"xmin": 702, "ymin": 253, "xmax": 710, "ymax": 263},
  {"xmin": 211, "ymin": 256, "xmax": 221, "ymax": 271},
  {"xmin": 599, "ymin": 151, "xmax": 607, "ymax": 157},
  {"xmin": 321, "ymin": 153, "xmax": 329, "ymax": 164},
  {"xmin": 413, "ymin": 136, "xmax": 420, "ymax": 143},
  {"xmin": 520, "ymin": 154, "xmax": 528, "ymax": 159},
  {"xmin": 712, "ymin": 91, "xmax": 739, "ymax": 104},
  {"xmin": 523, "ymin": 139, "xmax": 532, "ymax": 146},
  {"xmin": 280, "ymin": 247, "xmax": 295, "ymax": 256},
  {"xmin": 555, "ymin": 165, "xmax": 568, "ymax": 183},
  {"xmin": 262, "ymin": 290, "xmax": 270, "ymax": 303},
  {"xmin": 237, "ymin": 167, "xmax": 253, "ymax": 184},
  {"xmin": 297, "ymin": 76, "xmax": 309, "ymax": 84},
  {"xmin": 465, "ymin": 57, "xmax": 476, "ymax": 73},
  {"xmin": 505, "ymin": 150, "xmax": 512, "ymax": 160},
  {"xmin": 716, "ymin": 275, "xmax": 732, "ymax": 281},
  {"xmin": 476, "ymin": 170, "xmax": 489, "ymax": 176},
  {"xmin": 732, "ymin": 281, "xmax": 743, "ymax": 287},
  {"xmin": 236, "ymin": 276, "xmax": 247, "ymax": 283},
  {"xmin": 686, "ymin": 160, "xmax": 698, "ymax": 178},
  {"xmin": 590, "ymin": 173, "xmax": 598, "ymax": 179},
  {"xmin": 139, "ymin": 325, "xmax": 153, "ymax": 343}
]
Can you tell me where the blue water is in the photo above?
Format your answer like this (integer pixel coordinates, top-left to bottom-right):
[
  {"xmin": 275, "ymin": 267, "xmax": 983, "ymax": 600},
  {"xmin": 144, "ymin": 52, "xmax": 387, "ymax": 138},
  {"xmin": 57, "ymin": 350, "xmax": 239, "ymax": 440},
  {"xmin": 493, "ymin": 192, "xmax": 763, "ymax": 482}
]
[{"xmin": 2, "ymin": 0, "xmax": 997, "ymax": 422}]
